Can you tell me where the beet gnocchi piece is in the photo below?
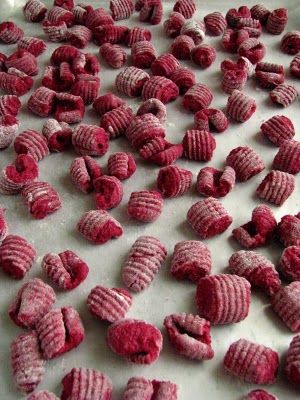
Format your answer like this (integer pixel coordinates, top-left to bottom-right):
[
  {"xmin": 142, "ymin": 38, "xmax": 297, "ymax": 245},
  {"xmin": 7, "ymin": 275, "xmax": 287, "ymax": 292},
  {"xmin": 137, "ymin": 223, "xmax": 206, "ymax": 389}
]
[
  {"xmin": 151, "ymin": 53, "xmax": 180, "ymax": 77},
  {"xmin": 100, "ymin": 43, "xmax": 127, "ymax": 69},
  {"xmin": 256, "ymin": 170, "xmax": 295, "ymax": 206},
  {"xmin": 5, "ymin": 50, "xmax": 38, "ymax": 76},
  {"xmin": 85, "ymin": 7, "xmax": 114, "ymax": 30},
  {"xmin": 277, "ymin": 213, "xmax": 300, "ymax": 247},
  {"xmin": 164, "ymin": 11, "xmax": 186, "ymax": 38},
  {"xmin": 70, "ymin": 156, "xmax": 102, "ymax": 193},
  {"xmin": 141, "ymin": 75, "xmax": 179, "ymax": 103},
  {"xmin": 169, "ymin": 67, "xmax": 196, "ymax": 94},
  {"xmin": 236, "ymin": 17, "xmax": 262, "ymax": 38},
  {"xmin": 42, "ymin": 119, "xmax": 72, "ymax": 152},
  {"xmin": 61, "ymin": 368, "xmax": 113, "ymax": 400},
  {"xmin": 180, "ymin": 20, "xmax": 205, "ymax": 45},
  {"xmin": 250, "ymin": 5, "xmax": 270, "ymax": 24},
  {"xmin": 17, "ymin": 37, "xmax": 47, "ymax": 57},
  {"xmin": 70, "ymin": 74, "xmax": 100, "ymax": 105},
  {"xmin": 204, "ymin": 11, "xmax": 227, "ymax": 36},
  {"xmin": 260, "ymin": 115, "xmax": 295, "ymax": 146},
  {"xmin": 131, "ymin": 40, "xmax": 157, "ymax": 69},
  {"xmin": 107, "ymin": 319, "xmax": 163, "ymax": 364},
  {"xmin": 187, "ymin": 197, "xmax": 233, "ymax": 239},
  {"xmin": 138, "ymin": 0, "xmax": 163, "ymax": 25},
  {"xmin": 0, "ymin": 234, "xmax": 36, "ymax": 280},
  {"xmin": 42, "ymin": 250, "xmax": 89, "ymax": 290},
  {"xmin": 42, "ymin": 20, "xmax": 69, "ymax": 42},
  {"xmin": 0, "ymin": 208, "xmax": 8, "ymax": 242},
  {"xmin": 245, "ymin": 390, "xmax": 278, "ymax": 400},
  {"xmin": 157, "ymin": 165, "xmax": 192, "ymax": 198},
  {"xmin": 170, "ymin": 35, "xmax": 195, "ymax": 60},
  {"xmin": 182, "ymin": 84, "xmax": 213, "ymax": 112},
  {"xmin": 139, "ymin": 138, "xmax": 183, "ymax": 166},
  {"xmin": 116, "ymin": 66, "xmax": 150, "ymax": 97},
  {"xmin": 255, "ymin": 62, "xmax": 284, "ymax": 89},
  {"xmin": 285, "ymin": 335, "xmax": 300, "ymax": 386},
  {"xmin": 0, "ymin": 69, "xmax": 33, "ymax": 96},
  {"xmin": 173, "ymin": 0, "xmax": 196, "ymax": 19},
  {"xmin": 108, "ymin": 152, "xmax": 136, "ymax": 180},
  {"xmin": 232, "ymin": 205, "xmax": 277, "ymax": 249},
  {"xmin": 182, "ymin": 130, "xmax": 216, "ymax": 161},
  {"xmin": 226, "ymin": 6, "xmax": 251, "ymax": 28},
  {"xmin": 224, "ymin": 338, "xmax": 279, "ymax": 384},
  {"xmin": 0, "ymin": 22, "xmax": 24, "ymax": 44},
  {"xmin": 0, "ymin": 95, "xmax": 21, "ymax": 117},
  {"xmin": 23, "ymin": 0, "xmax": 47, "ymax": 22},
  {"xmin": 164, "ymin": 313, "xmax": 214, "ymax": 360},
  {"xmin": 194, "ymin": 108, "xmax": 228, "ymax": 133},
  {"xmin": 21, "ymin": 181, "xmax": 61, "ymax": 219},
  {"xmin": 8, "ymin": 278, "xmax": 55, "ymax": 329},
  {"xmin": 0, "ymin": 154, "xmax": 38, "ymax": 195},
  {"xmin": 11, "ymin": 331, "xmax": 45, "ymax": 393},
  {"xmin": 77, "ymin": 209, "xmax": 123, "ymax": 244},
  {"xmin": 170, "ymin": 240, "xmax": 211, "ymax": 282},
  {"xmin": 110, "ymin": 0, "xmax": 134, "ymax": 20},
  {"xmin": 94, "ymin": 175, "xmax": 123, "ymax": 210},
  {"xmin": 127, "ymin": 190, "xmax": 163, "ymax": 222},
  {"xmin": 0, "ymin": 115, "xmax": 20, "ymax": 150},
  {"xmin": 229, "ymin": 250, "xmax": 281, "ymax": 296},
  {"xmin": 238, "ymin": 38, "xmax": 266, "ymax": 64},
  {"xmin": 197, "ymin": 166, "xmax": 235, "ymax": 198},
  {"xmin": 266, "ymin": 8, "xmax": 288, "ymax": 35},
  {"xmin": 290, "ymin": 55, "xmax": 300, "ymax": 78},
  {"xmin": 137, "ymin": 98, "xmax": 166, "ymax": 122},
  {"xmin": 125, "ymin": 114, "xmax": 165, "ymax": 150},
  {"xmin": 196, "ymin": 274, "xmax": 251, "ymax": 324},
  {"xmin": 279, "ymin": 246, "xmax": 300, "ymax": 281},
  {"xmin": 227, "ymin": 90, "xmax": 256, "ymax": 122},
  {"xmin": 226, "ymin": 146, "xmax": 264, "ymax": 182},
  {"xmin": 68, "ymin": 25, "xmax": 92, "ymax": 49},
  {"xmin": 36, "ymin": 307, "xmax": 84, "ymax": 359},
  {"xmin": 269, "ymin": 84, "xmax": 298, "ymax": 107},
  {"xmin": 54, "ymin": 92, "xmax": 85, "ymax": 124},
  {"xmin": 93, "ymin": 93, "xmax": 125, "ymax": 117},
  {"xmin": 123, "ymin": 377, "xmax": 178, "ymax": 400},
  {"xmin": 124, "ymin": 26, "xmax": 152, "ymax": 47},
  {"xmin": 72, "ymin": 124, "xmax": 109, "ymax": 156},
  {"xmin": 221, "ymin": 69, "xmax": 247, "ymax": 94},
  {"xmin": 87, "ymin": 285, "xmax": 132, "ymax": 323},
  {"xmin": 122, "ymin": 235, "xmax": 167, "ymax": 292},
  {"xmin": 273, "ymin": 140, "xmax": 300, "ymax": 175},
  {"xmin": 100, "ymin": 105, "xmax": 133, "ymax": 139},
  {"xmin": 47, "ymin": 6, "xmax": 74, "ymax": 27},
  {"xmin": 27, "ymin": 86, "xmax": 56, "ymax": 118},
  {"xmin": 191, "ymin": 44, "xmax": 216, "ymax": 68},
  {"xmin": 222, "ymin": 28, "xmax": 250, "ymax": 53},
  {"xmin": 14, "ymin": 129, "xmax": 49, "ymax": 162},
  {"xmin": 272, "ymin": 282, "xmax": 300, "ymax": 332}
]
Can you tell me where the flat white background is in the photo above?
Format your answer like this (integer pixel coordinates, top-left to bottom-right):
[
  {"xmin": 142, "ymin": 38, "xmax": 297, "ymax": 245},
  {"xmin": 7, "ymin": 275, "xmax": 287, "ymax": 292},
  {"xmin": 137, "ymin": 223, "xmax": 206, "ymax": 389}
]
[{"xmin": 0, "ymin": 0, "xmax": 299, "ymax": 399}]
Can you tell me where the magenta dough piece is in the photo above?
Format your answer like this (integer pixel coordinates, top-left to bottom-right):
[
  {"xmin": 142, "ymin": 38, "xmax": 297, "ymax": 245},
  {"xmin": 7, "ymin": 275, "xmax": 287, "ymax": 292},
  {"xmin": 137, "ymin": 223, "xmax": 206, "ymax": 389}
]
[
  {"xmin": 226, "ymin": 146, "xmax": 264, "ymax": 181},
  {"xmin": 196, "ymin": 166, "xmax": 235, "ymax": 198},
  {"xmin": 85, "ymin": 7, "xmax": 114, "ymax": 30},
  {"xmin": 54, "ymin": 92, "xmax": 85, "ymax": 124},
  {"xmin": 93, "ymin": 24, "xmax": 128, "ymax": 46},
  {"xmin": 28, "ymin": 86, "xmax": 56, "ymax": 117},
  {"xmin": 107, "ymin": 319, "xmax": 163, "ymax": 364},
  {"xmin": 173, "ymin": 0, "xmax": 196, "ymax": 19},
  {"xmin": 47, "ymin": 6, "xmax": 74, "ymax": 27},
  {"xmin": 272, "ymin": 282, "xmax": 300, "ymax": 332},
  {"xmin": 70, "ymin": 156, "xmax": 102, "ymax": 193},
  {"xmin": 94, "ymin": 175, "xmax": 123, "ymax": 210},
  {"xmin": 93, "ymin": 93, "xmax": 125, "ymax": 116},
  {"xmin": 270, "ymin": 84, "xmax": 298, "ymax": 107},
  {"xmin": 224, "ymin": 338, "xmax": 279, "ymax": 384},
  {"xmin": 191, "ymin": 44, "xmax": 216, "ymax": 68},
  {"xmin": 187, "ymin": 197, "xmax": 233, "ymax": 239},
  {"xmin": 157, "ymin": 165, "xmax": 192, "ymax": 198},
  {"xmin": 170, "ymin": 240, "xmax": 211, "ymax": 282},
  {"xmin": 11, "ymin": 331, "xmax": 45, "ymax": 393},
  {"xmin": 279, "ymin": 246, "xmax": 300, "ymax": 281},
  {"xmin": 0, "ymin": 95, "xmax": 21, "ymax": 116},
  {"xmin": 255, "ymin": 62, "xmax": 284, "ymax": 89},
  {"xmin": 232, "ymin": 204, "xmax": 277, "ymax": 248},
  {"xmin": 72, "ymin": 124, "xmax": 109, "ymax": 156},
  {"xmin": 110, "ymin": 0, "xmax": 134, "ymax": 21},
  {"xmin": 227, "ymin": 90, "xmax": 256, "ymax": 122},
  {"xmin": 204, "ymin": 11, "xmax": 227, "ymax": 36},
  {"xmin": 122, "ymin": 235, "xmax": 167, "ymax": 292},
  {"xmin": 196, "ymin": 274, "xmax": 251, "ymax": 324},
  {"xmin": 141, "ymin": 75, "xmax": 179, "ymax": 104},
  {"xmin": 171, "ymin": 35, "xmax": 195, "ymax": 60},
  {"xmin": 169, "ymin": 66, "xmax": 196, "ymax": 94},
  {"xmin": 77, "ymin": 209, "xmax": 123, "ymax": 244},
  {"xmin": 180, "ymin": 20, "xmax": 205, "ymax": 45},
  {"xmin": 139, "ymin": 137, "xmax": 183, "ymax": 166},
  {"xmin": 164, "ymin": 11, "xmax": 186, "ymax": 38},
  {"xmin": 182, "ymin": 130, "xmax": 216, "ymax": 161},
  {"xmin": 100, "ymin": 43, "xmax": 127, "ymax": 69},
  {"xmin": 245, "ymin": 390, "xmax": 278, "ymax": 400},
  {"xmin": 250, "ymin": 4, "xmax": 270, "ymax": 24},
  {"xmin": 131, "ymin": 40, "xmax": 157, "ymax": 68},
  {"xmin": 285, "ymin": 335, "xmax": 300, "ymax": 386},
  {"xmin": 107, "ymin": 152, "xmax": 136, "ymax": 180},
  {"xmin": 61, "ymin": 368, "xmax": 112, "ymax": 400},
  {"xmin": 5, "ymin": 50, "xmax": 38, "ymax": 76},
  {"xmin": 70, "ymin": 74, "xmax": 100, "ymax": 105},
  {"xmin": 0, "ymin": 207, "xmax": 8, "ymax": 241},
  {"xmin": 0, "ymin": 234, "xmax": 36, "ymax": 279},
  {"xmin": 8, "ymin": 278, "xmax": 55, "ymax": 329},
  {"xmin": 290, "ymin": 55, "xmax": 300, "ymax": 78},
  {"xmin": 115, "ymin": 66, "xmax": 150, "ymax": 97},
  {"xmin": 123, "ymin": 376, "xmax": 177, "ymax": 400},
  {"xmin": 164, "ymin": 313, "xmax": 214, "ymax": 360},
  {"xmin": 42, "ymin": 250, "xmax": 89, "ymax": 290},
  {"xmin": 0, "ymin": 21, "xmax": 24, "ymax": 43},
  {"xmin": 266, "ymin": 8, "xmax": 288, "ymax": 35},
  {"xmin": 23, "ymin": 0, "xmax": 47, "ymax": 22},
  {"xmin": 260, "ymin": 115, "xmax": 295, "ymax": 146},
  {"xmin": 127, "ymin": 190, "xmax": 163, "ymax": 222},
  {"xmin": 229, "ymin": 250, "xmax": 281, "ymax": 296},
  {"xmin": 0, "ymin": 115, "xmax": 20, "ymax": 150},
  {"xmin": 14, "ymin": 129, "xmax": 49, "ymax": 162},
  {"xmin": 87, "ymin": 285, "xmax": 132, "ymax": 322},
  {"xmin": 42, "ymin": 119, "xmax": 72, "ymax": 152},
  {"xmin": 36, "ymin": 306, "xmax": 84, "ymax": 359},
  {"xmin": 100, "ymin": 105, "xmax": 133, "ymax": 139},
  {"xmin": 273, "ymin": 140, "xmax": 300, "ymax": 174},
  {"xmin": 256, "ymin": 170, "xmax": 295, "ymax": 206},
  {"xmin": 222, "ymin": 29, "xmax": 250, "ymax": 53},
  {"xmin": 182, "ymin": 84, "xmax": 213, "ymax": 112},
  {"xmin": 21, "ymin": 181, "xmax": 61, "ymax": 219},
  {"xmin": 194, "ymin": 108, "xmax": 228, "ymax": 132},
  {"xmin": 151, "ymin": 53, "xmax": 180, "ymax": 77},
  {"xmin": 226, "ymin": 6, "xmax": 251, "ymax": 28},
  {"xmin": 125, "ymin": 114, "xmax": 165, "ymax": 150},
  {"xmin": 27, "ymin": 391, "xmax": 59, "ymax": 400},
  {"xmin": 277, "ymin": 213, "xmax": 300, "ymax": 247}
]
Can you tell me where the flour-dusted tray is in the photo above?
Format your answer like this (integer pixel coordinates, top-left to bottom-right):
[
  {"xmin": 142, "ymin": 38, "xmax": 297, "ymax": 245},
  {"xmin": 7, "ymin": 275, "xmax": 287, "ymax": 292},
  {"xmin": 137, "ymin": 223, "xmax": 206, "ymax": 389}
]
[{"xmin": 0, "ymin": 0, "xmax": 300, "ymax": 399}]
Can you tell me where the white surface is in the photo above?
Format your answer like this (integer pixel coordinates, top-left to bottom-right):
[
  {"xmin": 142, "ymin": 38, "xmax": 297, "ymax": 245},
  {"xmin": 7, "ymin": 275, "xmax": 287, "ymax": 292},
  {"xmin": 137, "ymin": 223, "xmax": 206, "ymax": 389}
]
[{"xmin": 0, "ymin": 0, "xmax": 300, "ymax": 399}]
